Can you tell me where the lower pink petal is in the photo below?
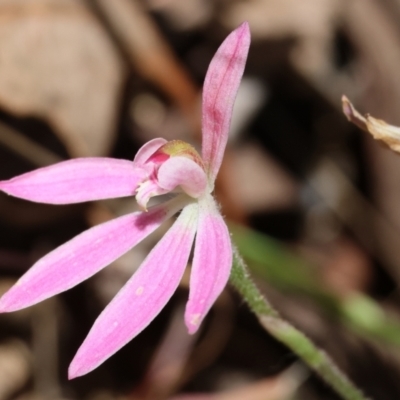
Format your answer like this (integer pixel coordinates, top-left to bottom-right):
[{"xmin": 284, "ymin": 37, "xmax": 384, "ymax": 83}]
[
  {"xmin": 0, "ymin": 197, "xmax": 186, "ymax": 312},
  {"xmin": 68, "ymin": 202, "xmax": 199, "ymax": 379},
  {"xmin": 0, "ymin": 158, "xmax": 147, "ymax": 204},
  {"xmin": 185, "ymin": 197, "xmax": 232, "ymax": 334}
]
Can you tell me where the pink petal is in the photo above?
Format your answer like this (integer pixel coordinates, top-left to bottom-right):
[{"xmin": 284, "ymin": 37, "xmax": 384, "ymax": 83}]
[
  {"xmin": 185, "ymin": 197, "xmax": 232, "ymax": 334},
  {"xmin": 0, "ymin": 197, "xmax": 187, "ymax": 312},
  {"xmin": 201, "ymin": 22, "xmax": 250, "ymax": 183},
  {"xmin": 133, "ymin": 138, "xmax": 167, "ymax": 165},
  {"xmin": 68, "ymin": 202, "xmax": 199, "ymax": 379},
  {"xmin": 0, "ymin": 158, "xmax": 147, "ymax": 204},
  {"xmin": 158, "ymin": 156, "xmax": 208, "ymax": 198}
]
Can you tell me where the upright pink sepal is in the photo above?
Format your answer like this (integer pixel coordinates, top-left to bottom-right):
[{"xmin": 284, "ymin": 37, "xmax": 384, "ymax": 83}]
[
  {"xmin": 133, "ymin": 138, "xmax": 167, "ymax": 164},
  {"xmin": 68, "ymin": 203, "xmax": 199, "ymax": 379},
  {"xmin": 185, "ymin": 197, "xmax": 232, "ymax": 334},
  {"xmin": 0, "ymin": 158, "xmax": 147, "ymax": 204},
  {"xmin": 0, "ymin": 200, "xmax": 183, "ymax": 312},
  {"xmin": 202, "ymin": 22, "xmax": 250, "ymax": 182}
]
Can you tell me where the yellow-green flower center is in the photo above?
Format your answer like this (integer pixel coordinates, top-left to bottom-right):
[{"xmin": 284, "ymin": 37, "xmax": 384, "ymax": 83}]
[{"xmin": 151, "ymin": 140, "xmax": 204, "ymax": 168}]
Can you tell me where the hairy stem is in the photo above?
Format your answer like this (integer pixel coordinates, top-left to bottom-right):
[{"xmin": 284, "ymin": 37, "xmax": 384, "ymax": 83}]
[{"xmin": 229, "ymin": 248, "xmax": 370, "ymax": 400}]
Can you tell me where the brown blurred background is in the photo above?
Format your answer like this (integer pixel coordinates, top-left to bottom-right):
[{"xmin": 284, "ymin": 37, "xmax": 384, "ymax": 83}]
[{"xmin": 1, "ymin": 0, "xmax": 400, "ymax": 399}]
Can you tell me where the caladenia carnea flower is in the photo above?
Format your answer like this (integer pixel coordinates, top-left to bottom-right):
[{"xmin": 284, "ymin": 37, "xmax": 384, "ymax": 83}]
[{"xmin": 0, "ymin": 23, "xmax": 250, "ymax": 378}]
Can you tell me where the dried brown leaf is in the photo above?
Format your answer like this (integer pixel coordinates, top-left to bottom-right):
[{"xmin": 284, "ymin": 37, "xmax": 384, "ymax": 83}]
[{"xmin": 343, "ymin": 95, "xmax": 400, "ymax": 154}]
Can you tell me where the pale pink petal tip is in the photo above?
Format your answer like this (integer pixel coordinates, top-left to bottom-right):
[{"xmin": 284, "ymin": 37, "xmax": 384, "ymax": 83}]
[
  {"xmin": 0, "ymin": 298, "xmax": 11, "ymax": 313},
  {"xmin": 0, "ymin": 292, "xmax": 23, "ymax": 313},
  {"xmin": 68, "ymin": 366, "xmax": 79, "ymax": 380},
  {"xmin": 185, "ymin": 312, "xmax": 203, "ymax": 335},
  {"xmin": 238, "ymin": 21, "xmax": 250, "ymax": 35}
]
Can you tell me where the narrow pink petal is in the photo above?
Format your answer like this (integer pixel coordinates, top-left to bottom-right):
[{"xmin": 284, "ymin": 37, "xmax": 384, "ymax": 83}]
[
  {"xmin": 185, "ymin": 197, "xmax": 232, "ymax": 334},
  {"xmin": 133, "ymin": 138, "xmax": 167, "ymax": 165},
  {"xmin": 68, "ymin": 202, "xmax": 199, "ymax": 379},
  {"xmin": 0, "ymin": 158, "xmax": 147, "ymax": 204},
  {"xmin": 202, "ymin": 22, "xmax": 250, "ymax": 183},
  {"xmin": 0, "ymin": 197, "xmax": 188, "ymax": 312},
  {"xmin": 158, "ymin": 156, "xmax": 208, "ymax": 198}
]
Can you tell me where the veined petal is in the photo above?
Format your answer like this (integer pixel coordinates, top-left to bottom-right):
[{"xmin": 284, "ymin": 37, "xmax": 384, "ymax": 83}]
[
  {"xmin": 0, "ymin": 196, "xmax": 189, "ymax": 312},
  {"xmin": 185, "ymin": 196, "xmax": 232, "ymax": 334},
  {"xmin": 68, "ymin": 202, "xmax": 199, "ymax": 379},
  {"xmin": 133, "ymin": 138, "xmax": 167, "ymax": 165},
  {"xmin": 201, "ymin": 22, "xmax": 250, "ymax": 183},
  {"xmin": 158, "ymin": 156, "xmax": 208, "ymax": 198},
  {"xmin": 0, "ymin": 158, "xmax": 148, "ymax": 204}
]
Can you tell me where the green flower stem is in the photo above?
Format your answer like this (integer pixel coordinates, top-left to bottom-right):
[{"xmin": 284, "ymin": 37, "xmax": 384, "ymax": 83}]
[
  {"xmin": 230, "ymin": 248, "xmax": 370, "ymax": 400},
  {"xmin": 230, "ymin": 222, "xmax": 400, "ymax": 346}
]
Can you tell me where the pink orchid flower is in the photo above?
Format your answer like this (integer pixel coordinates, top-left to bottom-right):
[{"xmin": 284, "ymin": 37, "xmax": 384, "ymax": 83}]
[{"xmin": 0, "ymin": 23, "xmax": 250, "ymax": 379}]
